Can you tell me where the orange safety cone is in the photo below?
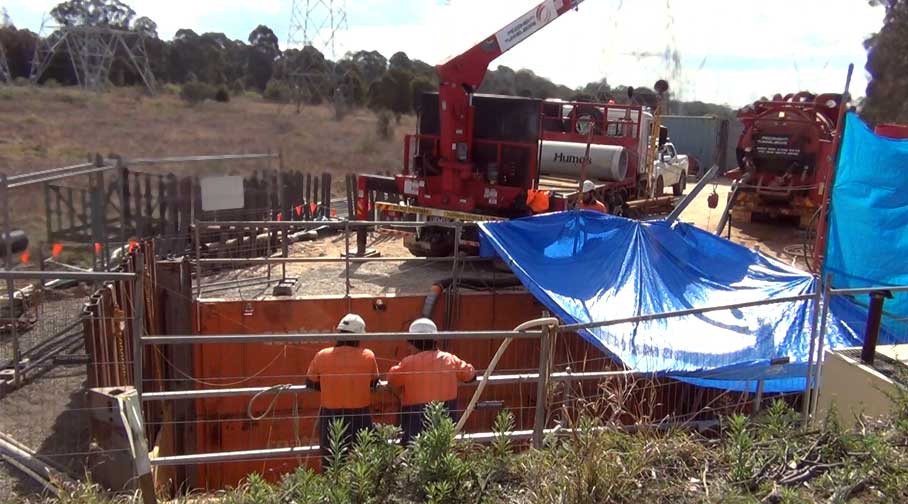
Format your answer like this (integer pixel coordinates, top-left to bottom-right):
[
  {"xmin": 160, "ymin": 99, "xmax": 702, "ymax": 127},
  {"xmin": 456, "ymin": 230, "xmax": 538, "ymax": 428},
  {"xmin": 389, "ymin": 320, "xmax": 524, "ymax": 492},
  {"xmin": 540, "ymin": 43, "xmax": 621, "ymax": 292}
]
[
  {"xmin": 276, "ymin": 212, "xmax": 283, "ymax": 222},
  {"xmin": 52, "ymin": 243, "xmax": 64, "ymax": 258},
  {"xmin": 295, "ymin": 205, "xmax": 303, "ymax": 217},
  {"xmin": 19, "ymin": 250, "xmax": 30, "ymax": 265},
  {"xmin": 94, "ymin": 242, "xmax": 103, "ymax": 255},
  {"xmin": 128, "ymin": 240, "xmax": 139, "ymax": 253}
]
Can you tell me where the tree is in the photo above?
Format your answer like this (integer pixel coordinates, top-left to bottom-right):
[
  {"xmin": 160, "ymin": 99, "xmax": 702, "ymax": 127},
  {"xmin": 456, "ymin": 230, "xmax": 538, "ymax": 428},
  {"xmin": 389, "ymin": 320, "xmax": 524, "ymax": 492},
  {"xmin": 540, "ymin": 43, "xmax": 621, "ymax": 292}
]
[
  {"xmin": 246, "ymin": 25, "xmax": 279, "ymax": 91},
  {"xmin": 50, "ymin": 0, "xmax": 136, "ymax": 29},
  {"xmin": 133, "ymin": 16, "xmax": 157, "ymax": 38},
  {"xmin": 863, "ymin": 0, "xmax": 908, "ymax": 123},
  {"xmin": 389, "ymin": 51, "xmax": 413, "ymax": 73},
  {"xmin": 248, "ymin": 24, "xmax": 279, "ymax": 54},
  {"xmin": 349, "ymin": 50, "xmax": 387, "ymax": 84}
]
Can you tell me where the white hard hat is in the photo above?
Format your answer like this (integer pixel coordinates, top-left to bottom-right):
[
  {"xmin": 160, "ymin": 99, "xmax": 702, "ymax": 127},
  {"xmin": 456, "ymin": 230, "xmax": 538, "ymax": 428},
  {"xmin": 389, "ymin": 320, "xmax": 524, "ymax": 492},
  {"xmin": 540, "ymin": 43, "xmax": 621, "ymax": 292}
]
[
  {"xmin": 582, "ymin": 180, "xmax": 596, "ymax": 193},
  {"xmin": 408, "ymin": 317, "xmax": 438, "ymax": 334},
  {"xmin": 337, "ymin": 313, "xmax": 365, "ymax": 334}
]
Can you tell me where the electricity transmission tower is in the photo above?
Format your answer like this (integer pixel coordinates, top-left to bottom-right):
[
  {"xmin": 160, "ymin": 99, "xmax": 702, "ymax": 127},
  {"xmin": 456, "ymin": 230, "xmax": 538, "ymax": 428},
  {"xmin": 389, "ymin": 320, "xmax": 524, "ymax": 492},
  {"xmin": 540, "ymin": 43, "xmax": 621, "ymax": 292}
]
[
  {"xmin": 287, "ymin": 0, "xmax": 348, "ymax": 59},
  {"xmin": 29, "ymin": 14, "xmax": 157, "ymax": 93},
  {"xmin": 285, "ymin": 0, "xmax": 349, "ymax": 114}
]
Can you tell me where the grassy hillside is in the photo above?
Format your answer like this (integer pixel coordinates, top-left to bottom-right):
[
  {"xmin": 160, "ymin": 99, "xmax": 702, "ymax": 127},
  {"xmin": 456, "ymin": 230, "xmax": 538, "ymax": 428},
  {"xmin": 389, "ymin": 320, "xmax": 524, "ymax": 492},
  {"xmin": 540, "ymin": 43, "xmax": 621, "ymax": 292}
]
[
  {"xmin": 0, "ymin": 86, "xmax": 413, "ymax": 241},
  {"xmin": 0, "ymin": 86, "xmax": 412, "ymax": 175}
]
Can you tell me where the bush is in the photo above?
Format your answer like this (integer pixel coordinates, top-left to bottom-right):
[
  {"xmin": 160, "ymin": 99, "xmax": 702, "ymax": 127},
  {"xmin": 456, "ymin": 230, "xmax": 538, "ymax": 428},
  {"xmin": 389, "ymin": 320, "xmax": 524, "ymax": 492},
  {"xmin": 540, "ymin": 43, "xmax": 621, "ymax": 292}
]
[
  {"xmin": 376, "ymin": 110, "xmax": 393, "ymax": 140},
  {"xmin": 214, "ymin": 86, "xmax": 230, "ymax": 103},
  {"xmin": 162, "ymin": 83, "xmax": 181, "ymax": 95},
  {"xmin": 13, "ymin": 76, "xmax": 30, "ymax": 87},
  {"xmin": 263, "ymin": 79, "xmax": 291, "ymax": 103},
  {"xmin": 43, "ymin": 78, "xmax": 61, "ymax": 89},
  {"xmin": 180, "ymin": 81, "xmax": 215, "ymax": 105},
  {"xmin": 230, "ymin": 79, "xmax": 245, "ymax": 96}
]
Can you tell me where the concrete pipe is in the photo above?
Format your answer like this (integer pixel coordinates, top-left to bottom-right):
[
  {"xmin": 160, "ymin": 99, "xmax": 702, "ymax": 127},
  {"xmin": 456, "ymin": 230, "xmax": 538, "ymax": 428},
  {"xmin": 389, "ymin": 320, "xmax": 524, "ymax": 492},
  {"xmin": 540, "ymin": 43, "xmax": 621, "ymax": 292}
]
[{"xmin": 539, "ymin": 141, "xmax": 628, "ymax": 181}]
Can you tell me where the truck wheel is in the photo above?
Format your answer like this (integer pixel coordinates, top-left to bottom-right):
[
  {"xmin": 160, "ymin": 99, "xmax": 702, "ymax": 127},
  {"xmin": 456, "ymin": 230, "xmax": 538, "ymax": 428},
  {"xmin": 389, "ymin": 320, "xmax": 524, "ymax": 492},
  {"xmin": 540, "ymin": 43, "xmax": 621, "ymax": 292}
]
[
  {"xmin": 672, "ymin": 171, "xmax": 687, "ymax": 196},
  {"xmin": 655, "ymin": 176, "xmax": 664, "ymax": 196}
]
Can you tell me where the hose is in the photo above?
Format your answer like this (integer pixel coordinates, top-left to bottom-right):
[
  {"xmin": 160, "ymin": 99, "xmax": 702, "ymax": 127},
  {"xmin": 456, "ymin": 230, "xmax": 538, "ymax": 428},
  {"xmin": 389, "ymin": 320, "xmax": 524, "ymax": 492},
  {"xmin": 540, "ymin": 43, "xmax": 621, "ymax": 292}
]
[
  {"xmin": 247, "ymin": 384, "xmax": 301, "ymax": 454},
  {"xmin": 454, "ymin": 317, "xmax": 559, "ymax": 434}
]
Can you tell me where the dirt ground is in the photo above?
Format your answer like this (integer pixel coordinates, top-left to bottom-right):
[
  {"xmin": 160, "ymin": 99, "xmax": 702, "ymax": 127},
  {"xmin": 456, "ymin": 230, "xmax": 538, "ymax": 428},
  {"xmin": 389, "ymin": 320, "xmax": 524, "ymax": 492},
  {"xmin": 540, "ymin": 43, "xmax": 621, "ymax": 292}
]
[
  {"xmin": 200, "ymin": 177, "xmax": 812, "ymax": 302},
  {"xmin": 678, "ymin": 179, "xmax": 810, "ymax": 270}
]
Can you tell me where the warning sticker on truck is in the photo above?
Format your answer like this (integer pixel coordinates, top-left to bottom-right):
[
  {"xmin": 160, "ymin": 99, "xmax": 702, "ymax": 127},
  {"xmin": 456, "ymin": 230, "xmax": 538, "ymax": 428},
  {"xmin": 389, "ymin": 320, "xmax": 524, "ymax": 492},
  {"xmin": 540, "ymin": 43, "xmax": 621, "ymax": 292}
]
[
  {"xmin": 495, "ymin": 0, "xmax": 560, "ymax": 52},
  {"xmin": 754, "ymin": 135, "xmax": 801, "ymax": 158}
]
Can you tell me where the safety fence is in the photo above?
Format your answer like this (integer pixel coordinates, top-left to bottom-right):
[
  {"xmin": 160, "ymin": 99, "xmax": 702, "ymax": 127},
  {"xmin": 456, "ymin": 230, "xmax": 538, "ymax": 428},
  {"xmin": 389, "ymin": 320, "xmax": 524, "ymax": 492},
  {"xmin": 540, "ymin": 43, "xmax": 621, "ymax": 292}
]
[
  {"xmin": 70, "ymin": 234, "xmax": 824, "ymax": 495},
  {"xmin": 3, "ymin": 217, "xmax": 906, "ymax": 500},
  {"xmin": 1, "ymin": 152, "xmax": 345, "ymax": 393}
]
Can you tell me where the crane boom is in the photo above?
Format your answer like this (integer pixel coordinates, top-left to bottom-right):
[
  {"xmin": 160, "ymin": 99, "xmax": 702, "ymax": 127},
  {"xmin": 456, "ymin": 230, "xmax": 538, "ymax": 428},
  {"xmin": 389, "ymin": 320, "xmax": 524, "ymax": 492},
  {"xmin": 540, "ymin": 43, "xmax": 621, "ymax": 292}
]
[{"xmin": 434, "ymin": 0, "xmax": 585, "ymax": 195}]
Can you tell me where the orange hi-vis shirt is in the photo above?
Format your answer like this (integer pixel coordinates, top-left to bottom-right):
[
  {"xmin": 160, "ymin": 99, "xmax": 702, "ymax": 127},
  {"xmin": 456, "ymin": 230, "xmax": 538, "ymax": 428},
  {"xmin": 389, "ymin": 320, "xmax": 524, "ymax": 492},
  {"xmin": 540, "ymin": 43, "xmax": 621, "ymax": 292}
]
[
  {"xmin": 578, "ymin": 199, "xmax": 608, "ymax": 213},
  {"xmin": 387, "ymin": 350, "xmax": 476, "ymax": 406},
  {"xmin": 306, "ymin": 346, "xmax": 379, "ymax": 409}
]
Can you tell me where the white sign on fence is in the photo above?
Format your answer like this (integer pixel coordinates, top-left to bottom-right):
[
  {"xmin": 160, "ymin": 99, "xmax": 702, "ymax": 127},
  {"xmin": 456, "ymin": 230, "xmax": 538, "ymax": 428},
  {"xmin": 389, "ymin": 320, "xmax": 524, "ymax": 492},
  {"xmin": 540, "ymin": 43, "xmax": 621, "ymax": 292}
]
[{"xmin": 200, "ymin": 176, "xmax": 244, "ymax": 211}]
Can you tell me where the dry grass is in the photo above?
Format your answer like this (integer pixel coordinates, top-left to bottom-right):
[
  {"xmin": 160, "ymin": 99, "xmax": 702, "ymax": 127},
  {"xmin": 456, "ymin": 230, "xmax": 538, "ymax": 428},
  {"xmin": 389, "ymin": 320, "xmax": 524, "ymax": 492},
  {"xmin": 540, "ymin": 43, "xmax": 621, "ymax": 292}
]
[
  {"xmin": 0, "ymin": 86, "xmax": 411, "ymax": 176},
  {"xmin": 0, "ymin": 85, "xmax": 412, "ymax": 243}
]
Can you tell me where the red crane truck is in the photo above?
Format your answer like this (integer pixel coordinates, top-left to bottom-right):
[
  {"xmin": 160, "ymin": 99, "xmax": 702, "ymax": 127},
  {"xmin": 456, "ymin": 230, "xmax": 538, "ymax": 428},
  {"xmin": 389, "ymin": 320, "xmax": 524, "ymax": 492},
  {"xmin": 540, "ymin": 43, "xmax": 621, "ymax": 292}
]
[{"xmin": 354, "ymin": 0, "xmax": 664, "ymax": 255}]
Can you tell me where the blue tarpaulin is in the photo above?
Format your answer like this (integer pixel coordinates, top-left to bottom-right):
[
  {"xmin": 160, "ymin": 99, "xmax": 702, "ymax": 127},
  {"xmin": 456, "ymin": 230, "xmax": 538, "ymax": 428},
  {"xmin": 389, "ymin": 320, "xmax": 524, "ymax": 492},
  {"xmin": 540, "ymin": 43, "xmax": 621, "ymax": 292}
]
[
  {"xmin": 826, "ymin": 112, "xmax": 908, "ymax": 329},
  {"xmin": 478, "ymin": 212, "xmax": 884, "ymax": 393}
]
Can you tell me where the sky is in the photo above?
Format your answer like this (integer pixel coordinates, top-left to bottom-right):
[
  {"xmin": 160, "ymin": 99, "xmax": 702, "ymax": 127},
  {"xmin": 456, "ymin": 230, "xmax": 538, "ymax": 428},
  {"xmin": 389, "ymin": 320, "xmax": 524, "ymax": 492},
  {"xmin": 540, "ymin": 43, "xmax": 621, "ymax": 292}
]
[{"xmin": 2, "ymin": 0, "xmax": 885, "ymax": 107}]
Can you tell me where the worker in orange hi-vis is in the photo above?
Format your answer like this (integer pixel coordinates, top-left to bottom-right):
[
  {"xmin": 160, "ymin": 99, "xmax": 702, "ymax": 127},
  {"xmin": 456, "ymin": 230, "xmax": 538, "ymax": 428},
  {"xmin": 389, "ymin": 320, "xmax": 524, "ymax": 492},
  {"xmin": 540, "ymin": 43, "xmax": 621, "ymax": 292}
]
[
  {"xmin": 577, "ymin": 180, "xmax": 609, "ymax": 213},
  {"xmin": 387, "ymin": 318, "xmax": 476, "ymax": 444},
  {"xmin": 305, "ymin": 313, "xmax": 379, "ymax": 468}
]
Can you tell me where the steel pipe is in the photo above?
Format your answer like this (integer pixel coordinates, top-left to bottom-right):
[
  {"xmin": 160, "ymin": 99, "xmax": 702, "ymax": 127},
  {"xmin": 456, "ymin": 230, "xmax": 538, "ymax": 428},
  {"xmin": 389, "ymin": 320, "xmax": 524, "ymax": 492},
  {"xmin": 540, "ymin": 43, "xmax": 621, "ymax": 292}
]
[
  {"xmin": 559, "ymin": 293, "xmax": 815, "ymax": 332},
  {"xmin": 195, "ymin": 256, "xmax": 492, "ymax": 265},
  {"xmin": 141, "ymin": 330, "xmax": 543, "ymax": 345},
  {"xmin": 829, "ymin": 285, "xmax": 908, "ymax": 296},
  {"xmin": 127, "ymin": 153, "xmax": 277, "ymax": 165},
  {"xmin": 139, "ymin": 369, "xmax": 646, "ymax": 402},
  {"xmin": 197, "ymin": 220, "xmax": 478, "ymax": 230},
  {"xmin": 149, "ymin": 419, "xmax": 719, "ymax": 467},
  {"xmin": 0, "ymin": 270, "xmax": 136, "ymax": 281}
]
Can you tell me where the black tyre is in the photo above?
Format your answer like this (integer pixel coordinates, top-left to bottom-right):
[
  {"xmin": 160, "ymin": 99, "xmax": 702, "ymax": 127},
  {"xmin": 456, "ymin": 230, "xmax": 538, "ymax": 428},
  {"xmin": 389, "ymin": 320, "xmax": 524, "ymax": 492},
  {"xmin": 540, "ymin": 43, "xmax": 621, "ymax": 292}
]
[{"xmin": 672, "ymin": 171, "xmax": 687, "ymax": 196}]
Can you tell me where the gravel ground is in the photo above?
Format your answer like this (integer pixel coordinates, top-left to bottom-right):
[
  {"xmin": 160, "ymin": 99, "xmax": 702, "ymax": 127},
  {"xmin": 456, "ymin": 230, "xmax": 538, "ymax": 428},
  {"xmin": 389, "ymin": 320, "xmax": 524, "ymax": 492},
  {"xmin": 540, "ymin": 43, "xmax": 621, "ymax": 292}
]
[{"xmin": 1, "ymin": 293, "xmax": 93, "ymax": 503}]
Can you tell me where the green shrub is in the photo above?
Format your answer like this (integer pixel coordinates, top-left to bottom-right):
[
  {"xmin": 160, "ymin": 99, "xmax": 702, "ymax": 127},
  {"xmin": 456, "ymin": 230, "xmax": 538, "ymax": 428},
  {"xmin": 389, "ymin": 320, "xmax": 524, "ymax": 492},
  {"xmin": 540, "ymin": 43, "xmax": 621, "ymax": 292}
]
[
  {"xmin": 263, "ymin": 79, "xmax": 291, "ymax": 103},
  {"xmin": 43, "ymin": 78, "xmax": 61, "ymax": 88},
  {"xmin": 214, "ymin": 86, "xmax": 231, "ymax": 103},
  {"xmin": 13, "ymin": 76, "xmax": 30, "ymax": 87},
  {"xmin": 230, "ymin": 79, "xmax": 245, "ymax": 96},
  {"xmin": 162, "ymin": 83, "xmax": 181, "ymax": 95},
  {"xmin": 180, "ymin": 81, "xmax": 215, "ymax": 105}
]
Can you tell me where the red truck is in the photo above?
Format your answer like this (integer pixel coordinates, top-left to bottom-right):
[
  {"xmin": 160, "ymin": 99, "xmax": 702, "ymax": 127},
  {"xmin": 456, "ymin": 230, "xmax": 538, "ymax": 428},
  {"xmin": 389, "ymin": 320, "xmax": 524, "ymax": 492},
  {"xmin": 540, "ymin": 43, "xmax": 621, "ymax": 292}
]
[{"xmin": 355, "ymin": 0, "xmax": 666, "ymax": 255}]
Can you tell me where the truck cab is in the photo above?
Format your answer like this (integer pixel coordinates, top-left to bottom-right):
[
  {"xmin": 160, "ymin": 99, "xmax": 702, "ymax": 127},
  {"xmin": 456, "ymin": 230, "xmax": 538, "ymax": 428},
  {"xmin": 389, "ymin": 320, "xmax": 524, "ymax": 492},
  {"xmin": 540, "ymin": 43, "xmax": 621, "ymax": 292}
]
[{"xmin": 654, "ymin": 141, "xmax": 689, "ymax": 196}]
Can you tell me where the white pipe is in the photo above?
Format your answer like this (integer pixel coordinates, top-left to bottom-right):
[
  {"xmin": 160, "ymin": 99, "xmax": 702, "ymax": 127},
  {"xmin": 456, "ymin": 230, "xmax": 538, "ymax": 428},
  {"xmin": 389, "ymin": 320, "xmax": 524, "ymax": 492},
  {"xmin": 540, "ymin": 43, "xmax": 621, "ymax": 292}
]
[{"xmin": 454, "ymin": 317, "xmax": 559, "ymax": 433}]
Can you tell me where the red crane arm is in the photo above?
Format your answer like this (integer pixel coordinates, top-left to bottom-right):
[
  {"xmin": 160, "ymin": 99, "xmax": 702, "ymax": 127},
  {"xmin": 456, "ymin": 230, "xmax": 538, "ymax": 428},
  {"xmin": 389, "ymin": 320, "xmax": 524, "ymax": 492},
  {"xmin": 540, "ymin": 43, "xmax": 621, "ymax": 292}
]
[
  {"xmin": 437, "ymin": 0, "xmax": 585, "ymax": 89},
  {"xmin": 433, "ymin": 0, "xmax": 585, "ymax": 197}
]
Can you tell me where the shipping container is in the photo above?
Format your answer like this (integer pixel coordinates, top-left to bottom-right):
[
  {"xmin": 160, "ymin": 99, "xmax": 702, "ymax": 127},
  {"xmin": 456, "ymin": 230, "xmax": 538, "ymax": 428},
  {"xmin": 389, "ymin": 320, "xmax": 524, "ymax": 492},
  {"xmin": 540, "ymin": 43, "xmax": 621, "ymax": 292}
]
[{"xmin": 661, "ymin": 115, "xmax": 743, "ymax": 176}]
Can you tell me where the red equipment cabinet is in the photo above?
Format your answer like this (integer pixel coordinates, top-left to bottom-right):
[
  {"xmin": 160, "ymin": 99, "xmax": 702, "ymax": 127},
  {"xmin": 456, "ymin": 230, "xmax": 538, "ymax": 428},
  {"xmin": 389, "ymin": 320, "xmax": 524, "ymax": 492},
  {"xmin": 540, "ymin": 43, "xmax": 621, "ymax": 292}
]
[{"xmin": 731, "ymin": 92, "xmax": 846, "ymax": 228}]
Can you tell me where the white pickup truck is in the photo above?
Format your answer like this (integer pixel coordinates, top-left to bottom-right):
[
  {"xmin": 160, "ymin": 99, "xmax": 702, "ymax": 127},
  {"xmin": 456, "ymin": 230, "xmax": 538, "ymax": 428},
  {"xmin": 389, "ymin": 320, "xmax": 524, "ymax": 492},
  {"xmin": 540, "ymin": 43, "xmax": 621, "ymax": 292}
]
[{"xmin": 654, "ymin": 141, "xmax": 689, "ymax": 196}]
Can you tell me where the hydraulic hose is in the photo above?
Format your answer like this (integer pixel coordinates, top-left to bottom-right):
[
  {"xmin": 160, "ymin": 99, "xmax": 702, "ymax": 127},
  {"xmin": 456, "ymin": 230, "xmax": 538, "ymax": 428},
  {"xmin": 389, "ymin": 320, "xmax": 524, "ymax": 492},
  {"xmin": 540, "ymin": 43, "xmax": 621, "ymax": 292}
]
[{"xmin": 454, "ymin": 317, "xmax": 559, "ymax": 434}]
